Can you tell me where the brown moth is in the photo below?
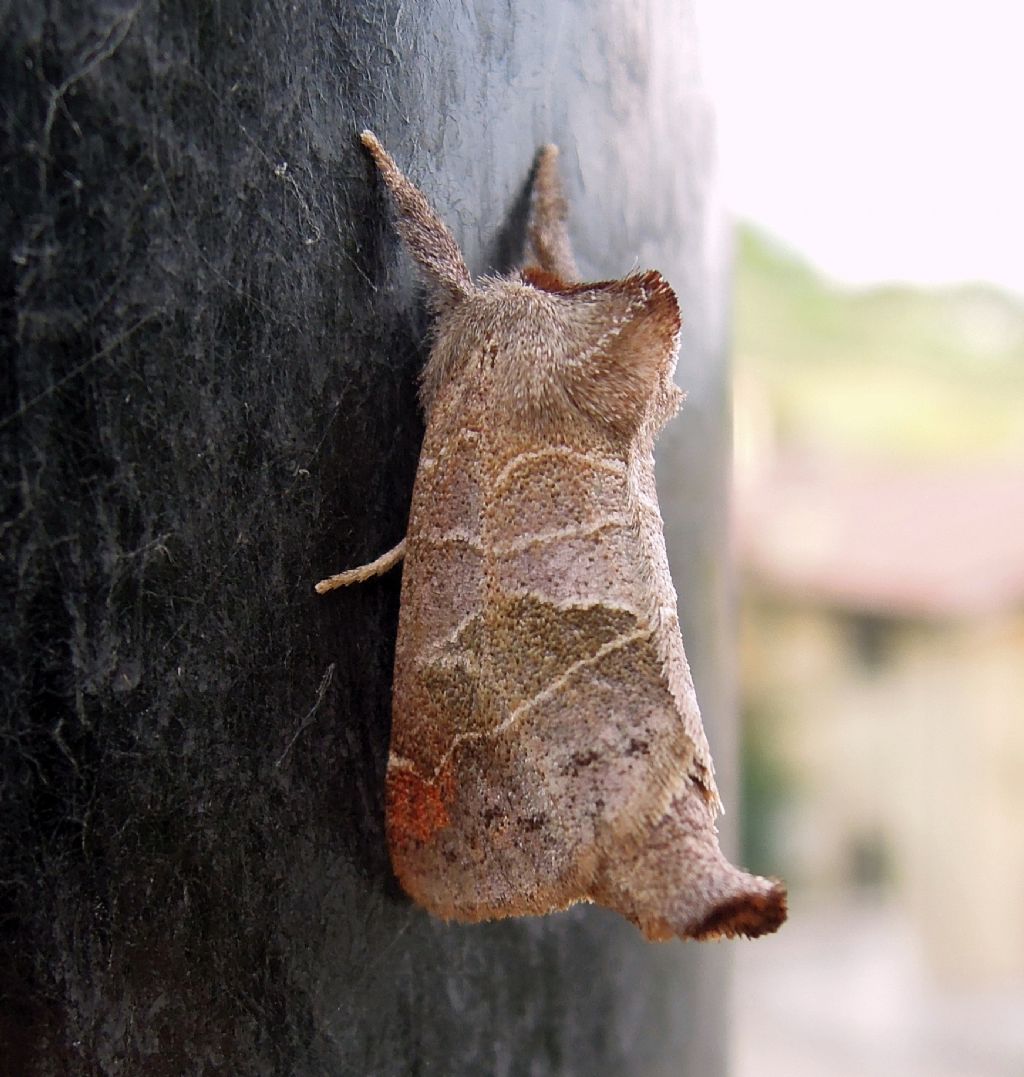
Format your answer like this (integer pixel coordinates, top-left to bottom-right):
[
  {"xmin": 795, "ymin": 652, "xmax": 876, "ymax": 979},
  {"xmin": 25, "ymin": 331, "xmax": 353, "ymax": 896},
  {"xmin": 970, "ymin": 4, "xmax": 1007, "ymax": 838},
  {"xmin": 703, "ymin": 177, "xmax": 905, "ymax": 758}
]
[{"xmin": 317, "ymin": 131, "xmax": 787, "ymax": 941}]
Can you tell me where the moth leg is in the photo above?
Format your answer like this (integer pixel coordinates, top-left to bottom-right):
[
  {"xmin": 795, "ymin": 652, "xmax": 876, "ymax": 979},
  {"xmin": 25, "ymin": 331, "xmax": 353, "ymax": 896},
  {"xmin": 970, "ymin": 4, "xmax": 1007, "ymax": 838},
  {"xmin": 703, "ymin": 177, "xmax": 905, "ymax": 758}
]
[
  {"xmin": 315, "ymin": 537, "xmax": 406, "ymax": 594},
  {"xmin": 524, "ymin": 144, "xmax": 579, "ymax": 282}
]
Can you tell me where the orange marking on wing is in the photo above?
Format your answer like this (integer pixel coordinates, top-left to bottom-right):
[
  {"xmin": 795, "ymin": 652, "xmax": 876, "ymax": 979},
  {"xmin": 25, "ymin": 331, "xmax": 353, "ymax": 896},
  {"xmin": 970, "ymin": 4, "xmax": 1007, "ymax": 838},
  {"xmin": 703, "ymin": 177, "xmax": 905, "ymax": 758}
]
[{"xmin": 387, "ymin": 761, "xmax": 455, "ymax": 848}]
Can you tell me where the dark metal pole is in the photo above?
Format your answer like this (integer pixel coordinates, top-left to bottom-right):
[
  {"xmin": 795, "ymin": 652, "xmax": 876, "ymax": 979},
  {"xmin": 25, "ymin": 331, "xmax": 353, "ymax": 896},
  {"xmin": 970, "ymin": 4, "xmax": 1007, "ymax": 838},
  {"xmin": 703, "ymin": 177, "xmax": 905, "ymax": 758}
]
[{"xmin": 1, "ymin": 2, "xmax": 733, "ymax": 1073}]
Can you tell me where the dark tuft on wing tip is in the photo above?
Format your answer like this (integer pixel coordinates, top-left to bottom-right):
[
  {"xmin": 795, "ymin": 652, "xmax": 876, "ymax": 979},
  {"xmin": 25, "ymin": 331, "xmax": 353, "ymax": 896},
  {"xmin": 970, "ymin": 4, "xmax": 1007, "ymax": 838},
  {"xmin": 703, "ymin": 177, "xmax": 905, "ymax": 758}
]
[{"xmin": 688, "ymin": 880, "xmax": 788, "ymax": 941}]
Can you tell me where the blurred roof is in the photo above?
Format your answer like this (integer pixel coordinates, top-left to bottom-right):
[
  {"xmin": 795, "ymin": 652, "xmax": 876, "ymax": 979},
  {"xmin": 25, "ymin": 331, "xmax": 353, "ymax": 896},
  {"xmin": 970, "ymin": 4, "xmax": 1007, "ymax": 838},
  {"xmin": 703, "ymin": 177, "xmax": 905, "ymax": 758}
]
[{"xmin": 736, "ymin": 457, "xmax": 1024, "ymax": 619}]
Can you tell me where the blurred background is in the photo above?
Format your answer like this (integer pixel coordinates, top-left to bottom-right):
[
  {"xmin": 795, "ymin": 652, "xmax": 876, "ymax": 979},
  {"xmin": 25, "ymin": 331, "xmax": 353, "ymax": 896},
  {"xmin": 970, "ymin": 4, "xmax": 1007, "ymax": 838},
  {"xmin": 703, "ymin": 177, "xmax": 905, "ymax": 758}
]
[{"xmin": 697, "ymin": 2, "xmax": 1024, "ymax": 1074}]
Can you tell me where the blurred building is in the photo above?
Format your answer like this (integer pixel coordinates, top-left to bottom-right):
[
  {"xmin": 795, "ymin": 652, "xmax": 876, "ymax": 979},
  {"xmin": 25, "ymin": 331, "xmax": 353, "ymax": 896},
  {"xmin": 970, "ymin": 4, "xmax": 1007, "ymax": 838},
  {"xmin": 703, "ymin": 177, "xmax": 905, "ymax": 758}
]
[{"xmin": 735, "ymin": 433, "xmax": 1024, "ymax": 984}]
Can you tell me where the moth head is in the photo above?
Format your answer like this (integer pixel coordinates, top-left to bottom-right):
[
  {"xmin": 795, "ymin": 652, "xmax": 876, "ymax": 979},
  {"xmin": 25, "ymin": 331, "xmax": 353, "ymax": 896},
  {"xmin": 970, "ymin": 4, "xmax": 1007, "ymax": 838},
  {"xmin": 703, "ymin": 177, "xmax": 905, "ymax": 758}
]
[
  {"xmin": 423, "ymin": 270, "xmax": 683, "ymax": 444},
  {"xmin": 425, "ymin": 269, "xmax": 682, "ymax": 439},
  {"xmin": 513, "ymin": 268, "xmax": 683, "ymax": 441}
]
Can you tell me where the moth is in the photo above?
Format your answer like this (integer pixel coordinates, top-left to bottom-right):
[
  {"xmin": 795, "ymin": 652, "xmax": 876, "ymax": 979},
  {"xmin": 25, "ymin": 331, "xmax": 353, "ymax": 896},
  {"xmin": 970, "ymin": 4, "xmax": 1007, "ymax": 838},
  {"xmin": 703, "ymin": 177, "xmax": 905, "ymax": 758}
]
[{"xmin": 317, "ymin": 131, "xmax": 786, "ymax": 941}]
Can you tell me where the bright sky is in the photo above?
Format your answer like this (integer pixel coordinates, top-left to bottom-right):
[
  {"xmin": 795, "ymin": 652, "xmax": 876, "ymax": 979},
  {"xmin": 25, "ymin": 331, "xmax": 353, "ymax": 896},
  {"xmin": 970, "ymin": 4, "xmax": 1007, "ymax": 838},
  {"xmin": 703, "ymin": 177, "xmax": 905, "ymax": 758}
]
[{"xmin": 697, "ymin": 0, "xmax": 1024, "ymax": 296}]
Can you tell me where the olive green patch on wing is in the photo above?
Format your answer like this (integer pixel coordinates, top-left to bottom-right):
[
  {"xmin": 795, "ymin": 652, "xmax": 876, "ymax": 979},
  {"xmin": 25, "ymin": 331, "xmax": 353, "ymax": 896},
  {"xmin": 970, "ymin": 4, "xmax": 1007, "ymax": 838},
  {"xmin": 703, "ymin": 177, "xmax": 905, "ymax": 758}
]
[
  {"xmin": 391, "ymin": 657, "xmax": 478, "ymax": 770},
  {"xmin": 484, "ymin": 593, "xmax": 640, "ymax": 712},
  {"xmin": 391, "ymin": 612, "xmax": 493, "ymax": 770}
]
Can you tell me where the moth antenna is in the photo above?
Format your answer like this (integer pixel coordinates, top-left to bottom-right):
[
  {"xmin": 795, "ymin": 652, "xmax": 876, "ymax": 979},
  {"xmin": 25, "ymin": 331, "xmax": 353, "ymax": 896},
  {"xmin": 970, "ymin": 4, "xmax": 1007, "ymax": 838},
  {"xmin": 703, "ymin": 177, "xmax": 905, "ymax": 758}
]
[
  {"xmin": 360, "ymin": 131, "xmax": 473, "ymax": 310},
  {"xmin": 524, "ymin": 143, "xmax": 579, "ymax": 283}
]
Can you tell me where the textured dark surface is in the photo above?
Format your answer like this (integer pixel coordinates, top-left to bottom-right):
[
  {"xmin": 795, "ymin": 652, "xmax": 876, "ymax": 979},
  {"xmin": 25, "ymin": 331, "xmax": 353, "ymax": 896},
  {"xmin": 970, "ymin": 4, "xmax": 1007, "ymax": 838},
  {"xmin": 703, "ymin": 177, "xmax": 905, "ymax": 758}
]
[{"xmin": 1, "ymin": 2, "xmax": 733, "ymax": 1074}]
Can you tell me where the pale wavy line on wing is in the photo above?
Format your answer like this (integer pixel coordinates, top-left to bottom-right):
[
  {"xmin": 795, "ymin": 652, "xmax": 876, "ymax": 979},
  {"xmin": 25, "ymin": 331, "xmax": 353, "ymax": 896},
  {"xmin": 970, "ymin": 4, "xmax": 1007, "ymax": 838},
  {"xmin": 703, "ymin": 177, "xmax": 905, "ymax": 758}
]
[
  {"xmin": 414, "ymin": 512, "xmax": 631, "ymax": 555},
  {"xmin": 490, "ymin": 513, "xmax": 631, "ymax": 553},
  {"xmin": 388, "ymin": 625, "xmax": 654, "ymax": 781},
  {"xmin": 493, "ymin": 445, "xmax": 625, "ymax": 491}
]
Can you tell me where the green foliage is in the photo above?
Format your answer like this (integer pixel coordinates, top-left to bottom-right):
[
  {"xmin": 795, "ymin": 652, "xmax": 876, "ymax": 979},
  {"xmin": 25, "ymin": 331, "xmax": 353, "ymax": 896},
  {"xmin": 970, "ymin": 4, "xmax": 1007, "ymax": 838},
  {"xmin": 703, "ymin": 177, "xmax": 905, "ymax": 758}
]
[
  {"xmin": 739, "ymin": 701, "xmax": 793, "ymax": 880},
  {"xmin": 735, "ymin": 225, "xmax": 1024, "ymax": 463}
]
